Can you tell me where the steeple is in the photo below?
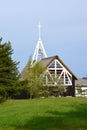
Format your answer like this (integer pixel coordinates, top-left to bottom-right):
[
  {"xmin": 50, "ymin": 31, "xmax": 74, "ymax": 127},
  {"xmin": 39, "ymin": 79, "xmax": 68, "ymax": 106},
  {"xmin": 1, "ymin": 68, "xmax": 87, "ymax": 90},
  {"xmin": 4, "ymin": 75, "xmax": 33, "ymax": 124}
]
[
  {"xmin": 38, "ymin": 21, "xmax": 41, "ymax": 40},
  {"xmin": 32, "ymin": 22, "xmax": 47, "ymax": 64}
]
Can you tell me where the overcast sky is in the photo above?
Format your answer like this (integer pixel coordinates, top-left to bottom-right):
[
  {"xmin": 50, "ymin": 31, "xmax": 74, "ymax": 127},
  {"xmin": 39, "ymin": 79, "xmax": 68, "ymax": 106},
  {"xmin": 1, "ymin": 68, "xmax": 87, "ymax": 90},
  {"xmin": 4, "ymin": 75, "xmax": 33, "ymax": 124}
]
[{"xmin": 0, "ymin": 0, "xmax": 87, "ymax": 78}]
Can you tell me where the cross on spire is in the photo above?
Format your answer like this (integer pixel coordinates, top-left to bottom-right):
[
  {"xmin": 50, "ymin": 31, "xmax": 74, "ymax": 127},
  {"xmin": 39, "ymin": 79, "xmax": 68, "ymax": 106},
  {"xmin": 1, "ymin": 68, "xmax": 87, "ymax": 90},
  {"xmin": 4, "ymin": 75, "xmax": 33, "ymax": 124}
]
[
  {"xmin": 38, "ymin": 21, "xmax": 42, "ymax": 40},
  {"xmin": 31, "ymin": 22, "xmax": 47, "ymax": 64}
]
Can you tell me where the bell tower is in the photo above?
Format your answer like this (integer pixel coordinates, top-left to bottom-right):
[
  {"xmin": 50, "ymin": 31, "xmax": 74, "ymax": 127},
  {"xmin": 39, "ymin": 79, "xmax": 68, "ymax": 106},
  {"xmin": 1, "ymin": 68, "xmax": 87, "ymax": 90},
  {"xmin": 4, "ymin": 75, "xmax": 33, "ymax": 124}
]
[{"xmin": 32, "ymin": 22, "xmax": 47, "ymax": 64}]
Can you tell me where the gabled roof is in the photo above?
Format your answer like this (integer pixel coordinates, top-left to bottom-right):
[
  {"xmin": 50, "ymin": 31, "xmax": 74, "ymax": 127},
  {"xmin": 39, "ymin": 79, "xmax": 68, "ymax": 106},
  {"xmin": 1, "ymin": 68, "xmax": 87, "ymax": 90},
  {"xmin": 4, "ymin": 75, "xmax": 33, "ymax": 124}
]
[
  {"xmin": 39, "ymin": 56, "xmax": 54, "ymax": 67},
  {"xmin": 40, "ymin": 55, "xmax": 77, "ymax": 80}
]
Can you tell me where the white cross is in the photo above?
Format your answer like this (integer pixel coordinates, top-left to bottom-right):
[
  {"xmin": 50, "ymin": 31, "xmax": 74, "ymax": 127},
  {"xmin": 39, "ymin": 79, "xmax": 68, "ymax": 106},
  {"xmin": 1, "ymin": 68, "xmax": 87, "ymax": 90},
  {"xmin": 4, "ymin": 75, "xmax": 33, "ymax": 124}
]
[{"xmin": 38, "ymin": 22, "xmax": 42, "ymax": 40}]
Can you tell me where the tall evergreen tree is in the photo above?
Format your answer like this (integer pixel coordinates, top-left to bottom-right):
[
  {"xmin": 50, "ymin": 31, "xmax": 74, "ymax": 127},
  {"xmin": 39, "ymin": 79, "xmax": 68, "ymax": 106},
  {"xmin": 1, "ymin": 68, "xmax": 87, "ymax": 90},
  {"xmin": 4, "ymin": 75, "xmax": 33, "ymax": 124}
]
[{"xmin": 0, "ymin": 38, "xmax": 19, "ymax": 99}]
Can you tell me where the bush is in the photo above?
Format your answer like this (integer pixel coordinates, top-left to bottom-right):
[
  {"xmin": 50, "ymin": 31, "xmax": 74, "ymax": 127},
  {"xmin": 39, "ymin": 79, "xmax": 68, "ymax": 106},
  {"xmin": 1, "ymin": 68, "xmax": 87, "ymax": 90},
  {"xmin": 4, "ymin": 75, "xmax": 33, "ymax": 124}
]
[{"xmin": 0, "ymin": 96, "xmax": 6, "ymax": 103}]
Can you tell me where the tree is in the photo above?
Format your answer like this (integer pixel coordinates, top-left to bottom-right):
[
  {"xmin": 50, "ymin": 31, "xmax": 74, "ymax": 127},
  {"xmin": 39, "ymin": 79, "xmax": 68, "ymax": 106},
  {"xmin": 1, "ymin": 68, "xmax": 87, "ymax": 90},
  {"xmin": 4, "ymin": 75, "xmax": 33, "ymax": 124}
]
[
  {"xmin": 0, "ymin": 38, "xmax": 19, "ymax": 99},
  {"xmin": 26, "ymin": 61, "xmax": 48, "ymax": 98}
]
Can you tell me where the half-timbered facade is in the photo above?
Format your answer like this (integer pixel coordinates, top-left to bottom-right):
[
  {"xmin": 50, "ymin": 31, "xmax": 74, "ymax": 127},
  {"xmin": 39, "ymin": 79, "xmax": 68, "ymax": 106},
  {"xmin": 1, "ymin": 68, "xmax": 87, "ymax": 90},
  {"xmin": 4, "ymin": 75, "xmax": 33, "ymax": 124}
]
[{"xmin": 39, "ymin": 56, "xmax": 77, "ymax": 96}]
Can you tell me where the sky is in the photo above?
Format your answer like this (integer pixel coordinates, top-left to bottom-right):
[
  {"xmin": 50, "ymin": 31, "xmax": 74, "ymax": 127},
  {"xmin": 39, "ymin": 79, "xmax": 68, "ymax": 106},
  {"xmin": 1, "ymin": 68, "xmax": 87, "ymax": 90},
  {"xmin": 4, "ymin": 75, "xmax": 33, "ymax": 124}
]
[{"xmin": 0, "ymin": 0, "xmax": 87, "ymax": 78}]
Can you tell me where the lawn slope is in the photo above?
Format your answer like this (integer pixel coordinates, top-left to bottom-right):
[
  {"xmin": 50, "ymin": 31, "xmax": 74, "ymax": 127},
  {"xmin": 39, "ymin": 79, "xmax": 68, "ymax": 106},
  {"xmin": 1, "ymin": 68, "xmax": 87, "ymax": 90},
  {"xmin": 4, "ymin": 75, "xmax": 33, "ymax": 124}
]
[{"xmin": 0, "ymin": 97, "xmax": 87, "ymax": 130}]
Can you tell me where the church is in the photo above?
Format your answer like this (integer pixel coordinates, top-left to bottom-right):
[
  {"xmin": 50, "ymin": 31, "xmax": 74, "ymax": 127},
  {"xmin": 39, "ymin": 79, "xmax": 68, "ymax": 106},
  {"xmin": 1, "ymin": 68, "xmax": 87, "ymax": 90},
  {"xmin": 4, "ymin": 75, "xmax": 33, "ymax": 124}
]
[{"xmin": 21, "ymin": 23, "xmax": 77, "ymax": 97}]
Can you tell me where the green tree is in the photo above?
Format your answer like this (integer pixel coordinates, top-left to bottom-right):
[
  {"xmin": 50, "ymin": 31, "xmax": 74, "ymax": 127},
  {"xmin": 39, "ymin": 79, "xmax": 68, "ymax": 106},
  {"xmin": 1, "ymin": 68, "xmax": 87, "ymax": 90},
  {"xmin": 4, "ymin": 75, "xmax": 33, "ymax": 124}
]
[
  {"xmin": 0, "ymin": 38, "xmax": 19, "ymax": 99},
  {"xmin": 26, "ymin": 61, "xmax": 48, "ymax": 98}
]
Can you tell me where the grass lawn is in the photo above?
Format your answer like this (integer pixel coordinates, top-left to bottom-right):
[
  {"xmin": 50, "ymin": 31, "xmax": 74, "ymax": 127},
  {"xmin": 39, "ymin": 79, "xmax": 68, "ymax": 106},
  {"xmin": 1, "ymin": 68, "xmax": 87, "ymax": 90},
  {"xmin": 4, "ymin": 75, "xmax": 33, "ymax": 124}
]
[{"xmin": 0, "ymin": 97, "xmax": 87, "ymax": 130}]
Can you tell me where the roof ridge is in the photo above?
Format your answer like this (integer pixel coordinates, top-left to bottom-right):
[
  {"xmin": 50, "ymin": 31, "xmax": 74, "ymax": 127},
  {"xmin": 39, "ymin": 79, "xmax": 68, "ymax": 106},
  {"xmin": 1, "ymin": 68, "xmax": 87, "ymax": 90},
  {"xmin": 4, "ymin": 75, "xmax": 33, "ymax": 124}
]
[{"xmin": 41, "ymin": 55, "xmax": 58, "ymax": 60}]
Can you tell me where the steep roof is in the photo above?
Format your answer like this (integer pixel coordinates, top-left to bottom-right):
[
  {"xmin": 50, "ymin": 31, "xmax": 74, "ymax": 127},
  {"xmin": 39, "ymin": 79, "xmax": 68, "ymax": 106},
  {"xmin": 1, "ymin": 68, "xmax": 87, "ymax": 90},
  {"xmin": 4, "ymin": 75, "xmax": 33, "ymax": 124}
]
[
  {"xmin": 20, "ymin": 62, "xmax": 30, "ymax": 80},
  {"xmin": 40, "ymin": 55, "xmax": 77, "ymax": 80},
  {"xmin": 39, "ymin": 56, "xmax": 54, "ymax": 67},
  {"xmin": 20, "ymin": 55, "xmax": 77, "ymax": 80}
]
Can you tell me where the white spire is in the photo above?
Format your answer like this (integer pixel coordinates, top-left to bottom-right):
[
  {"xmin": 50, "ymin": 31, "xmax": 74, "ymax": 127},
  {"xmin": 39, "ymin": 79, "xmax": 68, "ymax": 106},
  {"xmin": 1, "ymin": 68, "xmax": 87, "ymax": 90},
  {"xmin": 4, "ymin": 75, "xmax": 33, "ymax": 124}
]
[
  {"xmin": 38, "ymin": 21, "xmax": 42, "ymax": 40},
  {"xmin": 32, "ymin": 22, "xmax": 47, "ymax": 64}
]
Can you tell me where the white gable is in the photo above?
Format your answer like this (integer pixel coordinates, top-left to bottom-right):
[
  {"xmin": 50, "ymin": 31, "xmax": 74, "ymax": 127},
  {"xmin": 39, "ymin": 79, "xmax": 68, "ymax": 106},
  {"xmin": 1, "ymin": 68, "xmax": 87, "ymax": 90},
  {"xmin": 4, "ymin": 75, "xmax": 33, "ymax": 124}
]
[{"xmin": 45, "ymin": 59, "xmax": 72, "ymax": 86}]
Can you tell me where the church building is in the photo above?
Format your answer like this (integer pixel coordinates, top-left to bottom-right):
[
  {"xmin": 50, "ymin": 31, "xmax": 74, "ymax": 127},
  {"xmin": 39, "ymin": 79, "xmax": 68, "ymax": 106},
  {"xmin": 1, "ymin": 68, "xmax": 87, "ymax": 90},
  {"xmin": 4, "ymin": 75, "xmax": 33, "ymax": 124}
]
[{"xmin": 21, "ymin": 22, "xmax": 77, "ymax": 96}]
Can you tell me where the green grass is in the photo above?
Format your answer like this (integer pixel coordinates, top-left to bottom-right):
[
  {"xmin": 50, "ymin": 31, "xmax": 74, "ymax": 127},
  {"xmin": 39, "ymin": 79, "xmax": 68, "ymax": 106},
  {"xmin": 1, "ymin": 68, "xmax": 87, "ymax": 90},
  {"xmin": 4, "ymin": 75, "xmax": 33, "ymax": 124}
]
[{"xmin": 0, "ymin": 97, "xmax": 87, "ymax": 130}]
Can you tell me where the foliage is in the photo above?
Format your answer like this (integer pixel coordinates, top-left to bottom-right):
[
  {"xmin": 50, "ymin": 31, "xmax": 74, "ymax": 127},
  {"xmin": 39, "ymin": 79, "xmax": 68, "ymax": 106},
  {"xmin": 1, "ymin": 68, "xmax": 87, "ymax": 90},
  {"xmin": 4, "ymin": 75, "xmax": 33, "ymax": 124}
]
[
  {"xmin": 26, "ymin": 61, "xmax": 48, "ymax": 98},
  {"xmin": 12, "ymin": 79, "xmax": 31, "ymax": 99},
  {"xmin": 56, "ymin": 81, "xmax": 67, "ymax": 97},
  {"xmin": 0, "ymin": 98, "xmax": 87, "ymax": 130},
  {"xmin": 0, "ymin": 38, "xmax": 19, "ymax": 100}
]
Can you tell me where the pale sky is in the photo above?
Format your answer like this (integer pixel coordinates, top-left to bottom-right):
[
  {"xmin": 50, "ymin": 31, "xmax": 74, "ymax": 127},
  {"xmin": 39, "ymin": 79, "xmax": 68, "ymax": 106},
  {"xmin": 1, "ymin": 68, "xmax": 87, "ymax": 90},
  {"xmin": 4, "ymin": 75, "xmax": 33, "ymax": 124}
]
[{"xmin": 0, "ymin": 0, "xmax": 87, "ymax": 78}]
